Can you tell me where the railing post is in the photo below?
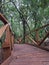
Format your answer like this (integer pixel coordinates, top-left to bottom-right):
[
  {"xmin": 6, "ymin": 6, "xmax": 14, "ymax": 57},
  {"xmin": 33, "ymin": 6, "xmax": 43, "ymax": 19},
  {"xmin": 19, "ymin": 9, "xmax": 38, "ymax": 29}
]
[
  {"xmin": 35, "ymin": 30, "xmax": 39, "ymax": 45},
  {"xmin": 11, "ymin": 34, "xmax": 14, "ymax": 50}
]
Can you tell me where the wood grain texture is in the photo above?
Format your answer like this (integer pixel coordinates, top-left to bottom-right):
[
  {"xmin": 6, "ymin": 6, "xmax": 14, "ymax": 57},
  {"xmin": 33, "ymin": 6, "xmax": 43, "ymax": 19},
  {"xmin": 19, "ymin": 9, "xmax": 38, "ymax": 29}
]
[{"xmin": 8, "ymin": 44, "xmax": 49, "ymax": 65}]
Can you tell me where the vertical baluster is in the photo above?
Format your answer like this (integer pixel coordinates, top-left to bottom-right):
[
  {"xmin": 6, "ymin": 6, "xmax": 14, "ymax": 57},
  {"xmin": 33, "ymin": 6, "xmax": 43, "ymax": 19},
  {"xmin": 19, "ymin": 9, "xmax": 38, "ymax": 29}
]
[{"xmin": 35, "ymin": 30, "xmax": 39, "ymax": 45}]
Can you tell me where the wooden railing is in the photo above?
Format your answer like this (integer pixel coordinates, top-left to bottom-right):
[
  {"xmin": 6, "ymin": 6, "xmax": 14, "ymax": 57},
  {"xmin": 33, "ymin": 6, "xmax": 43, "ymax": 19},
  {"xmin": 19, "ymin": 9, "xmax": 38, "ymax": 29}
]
[
  {"xmin": 0, "ymin": 13, "xmax": 14, "ymax": 64},
  {"xmin": 26, "ymin": 23, "xmax": 49, "ymax": 48},
  {"xmin": 17, "ymin": 23, "xmax": 49, "ymax": 46},
  {"xmin": 0, "ymin": 24, "xmax": 14, "ymax": 64},
  {"xmin": 33, "ymin": 24, "xmax": 49, "ymax": 45}
]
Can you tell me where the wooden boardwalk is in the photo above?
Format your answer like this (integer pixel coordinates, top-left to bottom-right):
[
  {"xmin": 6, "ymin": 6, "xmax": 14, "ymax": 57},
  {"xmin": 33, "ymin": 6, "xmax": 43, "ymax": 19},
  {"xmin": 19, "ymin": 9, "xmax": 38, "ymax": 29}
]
[{"xmin": 8, "ymin": 44, "xmax": 49, "ymax": 65}]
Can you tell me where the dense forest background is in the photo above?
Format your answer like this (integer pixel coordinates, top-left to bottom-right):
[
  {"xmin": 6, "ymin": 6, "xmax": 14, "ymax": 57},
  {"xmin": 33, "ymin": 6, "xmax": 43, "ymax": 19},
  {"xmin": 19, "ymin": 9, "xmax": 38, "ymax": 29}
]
[{"xmin": 0, "ymin": 0, "xmax": 49, "ymax": 44}]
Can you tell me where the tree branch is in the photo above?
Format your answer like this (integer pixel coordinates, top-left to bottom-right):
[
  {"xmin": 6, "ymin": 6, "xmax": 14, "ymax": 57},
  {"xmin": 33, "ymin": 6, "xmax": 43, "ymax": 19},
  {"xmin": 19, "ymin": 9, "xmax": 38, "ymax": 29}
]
[{"xmin": 12, "ymin": 1, "xmax": 33, "ymax": 37}]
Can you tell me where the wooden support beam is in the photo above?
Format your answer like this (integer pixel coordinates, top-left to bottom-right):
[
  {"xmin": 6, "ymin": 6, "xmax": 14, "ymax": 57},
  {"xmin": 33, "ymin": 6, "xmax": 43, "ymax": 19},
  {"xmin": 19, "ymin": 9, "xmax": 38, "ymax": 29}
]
[
  {"xmin": 0, "ymin": 24, "xmax": 8, "ymax": 38},
  {"xmin": 26, "ymin": 36, "xmax": 38, "ymax": 45},
  {"xmin": 11, "ymin": 34, "xmax": 14, "ymax": 50},
  {"xmin": 0, "ymin": 13, "xmax": 8, "ymax": 24},
  {"xmin": 39, "ymin": 32, "xmax": 49, "ymax": 46}
]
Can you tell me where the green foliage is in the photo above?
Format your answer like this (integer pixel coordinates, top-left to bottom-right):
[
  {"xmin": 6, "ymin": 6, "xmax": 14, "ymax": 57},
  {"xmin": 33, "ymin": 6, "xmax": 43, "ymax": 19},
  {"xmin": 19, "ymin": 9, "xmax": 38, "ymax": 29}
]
[{"xmin": 0, "ymin": 0, "xmax": 49, "ymax": 42}]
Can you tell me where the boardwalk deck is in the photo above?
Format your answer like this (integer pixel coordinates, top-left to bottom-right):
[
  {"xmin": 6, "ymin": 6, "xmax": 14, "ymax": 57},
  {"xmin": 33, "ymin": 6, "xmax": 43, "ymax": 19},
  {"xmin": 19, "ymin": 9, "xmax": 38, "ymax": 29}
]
[{"xmin": 8, "ymin": 44, "xmax": 49, "ymax": 65}]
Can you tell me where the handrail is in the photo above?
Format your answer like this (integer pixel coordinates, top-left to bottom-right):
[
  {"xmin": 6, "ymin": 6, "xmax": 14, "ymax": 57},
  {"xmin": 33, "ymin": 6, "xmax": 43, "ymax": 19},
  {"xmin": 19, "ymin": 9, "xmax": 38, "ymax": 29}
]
[
  {"xmin": 26, "ymin": 23, "xmax": 49, "ymax": 36},
  {"xmin": 0, "ymin": 13, "xmax": 8, "ymax": 24}
]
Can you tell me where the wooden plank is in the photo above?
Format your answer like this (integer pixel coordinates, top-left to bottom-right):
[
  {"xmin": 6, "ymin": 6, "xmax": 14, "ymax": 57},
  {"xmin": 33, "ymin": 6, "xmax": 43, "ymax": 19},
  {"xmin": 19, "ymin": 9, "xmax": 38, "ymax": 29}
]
[
  {"xmin": 1, "ymin": 56, "xmax": 12, "ymax": 65},
  {"xmin": 9, "ymin": 44, "xmax": 49, "ymax": 65},
  {"xmin": 27, "ymin": 43, "xmax": 49, "ymax": 51}
]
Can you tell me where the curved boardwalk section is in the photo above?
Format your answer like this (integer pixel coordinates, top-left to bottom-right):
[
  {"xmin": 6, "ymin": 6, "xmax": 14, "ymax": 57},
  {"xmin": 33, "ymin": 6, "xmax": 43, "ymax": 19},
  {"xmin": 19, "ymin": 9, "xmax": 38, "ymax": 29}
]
[{"xmin": 9, "ymin": 44, "xmax": 49, "ymax": 65}]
